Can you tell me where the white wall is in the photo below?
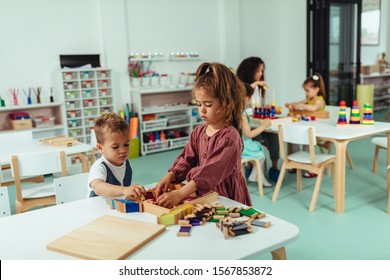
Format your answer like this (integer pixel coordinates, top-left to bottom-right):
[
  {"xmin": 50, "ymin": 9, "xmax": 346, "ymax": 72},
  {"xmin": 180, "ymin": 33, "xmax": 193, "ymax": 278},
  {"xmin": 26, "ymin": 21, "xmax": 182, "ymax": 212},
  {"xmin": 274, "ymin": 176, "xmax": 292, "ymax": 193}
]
[
  {"xmin": 0, "ymin": 0, "xmax": 387, "ymax": 110},
  {"xmin": 0, "ymin": 0, "xmax": 102, "ymax": 104},
  {"xmin": 238, "ymin": 0, "xmax": 307, "ymax": 106},
  {"xmin": 361, "ymin": 0, "xmax": 390, "ymax": 65}
]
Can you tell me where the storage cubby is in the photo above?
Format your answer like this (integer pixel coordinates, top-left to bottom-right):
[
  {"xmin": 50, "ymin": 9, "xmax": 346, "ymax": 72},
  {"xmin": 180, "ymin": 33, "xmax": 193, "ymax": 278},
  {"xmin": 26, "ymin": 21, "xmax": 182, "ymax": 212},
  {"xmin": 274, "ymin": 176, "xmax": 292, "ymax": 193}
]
[
  {"xmin": 57, "ymin": 68, "xmax": 115, "ymax": 143},
  {"xmin": 132, "ymin": 87, "xmax": 203, "ymax": 155},
  {"xmin": 360, "ymin": 73, "xmax": 390, "ymax": 112}
]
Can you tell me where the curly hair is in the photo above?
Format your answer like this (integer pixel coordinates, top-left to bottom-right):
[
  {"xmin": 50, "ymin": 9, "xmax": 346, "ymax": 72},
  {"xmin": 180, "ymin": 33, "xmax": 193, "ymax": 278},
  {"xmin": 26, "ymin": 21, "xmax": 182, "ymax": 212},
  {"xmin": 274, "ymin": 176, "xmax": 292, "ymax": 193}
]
[
  {"xmin": 93, "ymin": 113, "xmax": 129, "ymax": 144},
  {"xmin": 193, "ymin": 62, "xmax": 246, "ymax": 135},
  {"xmin": 236, "ymin": 56, "xmax": 265, "ymax": 84}
]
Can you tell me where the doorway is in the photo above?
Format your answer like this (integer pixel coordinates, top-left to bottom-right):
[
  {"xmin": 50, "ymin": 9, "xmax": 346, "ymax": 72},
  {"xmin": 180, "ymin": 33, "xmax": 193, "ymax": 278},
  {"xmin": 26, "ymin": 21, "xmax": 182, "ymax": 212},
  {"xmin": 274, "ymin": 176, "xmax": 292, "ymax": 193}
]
[{"xmin": 307, "ymin": 0, "xmax": 362, "ymax": 106}]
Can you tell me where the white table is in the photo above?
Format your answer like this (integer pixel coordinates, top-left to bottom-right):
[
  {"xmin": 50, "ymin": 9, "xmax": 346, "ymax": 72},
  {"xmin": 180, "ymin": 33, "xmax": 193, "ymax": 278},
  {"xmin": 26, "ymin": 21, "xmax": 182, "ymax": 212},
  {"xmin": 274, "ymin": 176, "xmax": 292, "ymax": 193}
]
[
  {"xmin": 267, "ymin": 118, "xmax": 390, "ymax": 213},
  {"xmin": 0, "ymin": 196, "xmax": 299, "ymax": 260},
  {"xmin": 0, "ymin": 140, "xmax": 93, "ymax": 173}
]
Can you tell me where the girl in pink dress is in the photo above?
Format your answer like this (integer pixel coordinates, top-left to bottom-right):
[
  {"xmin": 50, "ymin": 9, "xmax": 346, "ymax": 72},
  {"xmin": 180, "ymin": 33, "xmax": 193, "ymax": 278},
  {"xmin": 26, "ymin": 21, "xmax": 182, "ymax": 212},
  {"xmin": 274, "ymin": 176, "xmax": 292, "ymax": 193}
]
[{"xmin": 155, "ymin": 62, "xmax": 251, "ymax": 207}]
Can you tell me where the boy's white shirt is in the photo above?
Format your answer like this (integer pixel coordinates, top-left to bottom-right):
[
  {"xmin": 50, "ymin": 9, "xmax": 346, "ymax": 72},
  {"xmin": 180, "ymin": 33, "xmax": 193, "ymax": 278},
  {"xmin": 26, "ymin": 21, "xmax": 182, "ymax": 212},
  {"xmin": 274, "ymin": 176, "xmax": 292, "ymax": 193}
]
[{"xmin": 87, "ymin": 155, "xmax": 131, "ymax": 197}]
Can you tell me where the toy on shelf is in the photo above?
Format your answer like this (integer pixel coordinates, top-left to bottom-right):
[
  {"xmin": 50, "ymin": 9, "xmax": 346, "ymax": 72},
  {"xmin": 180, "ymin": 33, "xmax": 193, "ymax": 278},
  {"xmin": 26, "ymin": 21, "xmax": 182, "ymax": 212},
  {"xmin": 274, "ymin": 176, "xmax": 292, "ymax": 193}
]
[{"xmin": 362, "ymin": 103, "xmax": 374, "ymax": 125}]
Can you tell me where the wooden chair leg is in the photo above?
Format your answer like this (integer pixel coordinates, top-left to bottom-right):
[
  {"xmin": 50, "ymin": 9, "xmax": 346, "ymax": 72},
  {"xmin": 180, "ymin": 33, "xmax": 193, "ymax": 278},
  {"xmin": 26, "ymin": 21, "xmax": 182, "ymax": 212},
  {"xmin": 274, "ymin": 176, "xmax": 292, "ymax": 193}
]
[
  {"xmin": 373, "ymin": 145, "xmax": 380, "ymax": 173},
  {"xmin": 253, "ymin": 160, "xmax": 263, "ymax": 197},
  {"xmin": 309, "ymin": 167, "xmax": 325, "ymax": 212},
  {"xmin": 272, "ymin": 163, "xmax": 287, "ymax": 202},
  {"xmin": 296, "ymin": 169, "xmax": 302, "ymax": 191},
  {"xmin": 241, "ymin": 162, "xmax": 246, "ymax": 178}
]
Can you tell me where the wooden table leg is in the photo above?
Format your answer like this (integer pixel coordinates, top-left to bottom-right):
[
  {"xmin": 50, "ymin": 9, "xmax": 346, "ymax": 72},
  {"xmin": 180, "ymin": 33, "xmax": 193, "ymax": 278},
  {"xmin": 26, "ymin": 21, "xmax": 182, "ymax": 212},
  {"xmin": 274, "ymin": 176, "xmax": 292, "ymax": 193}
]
[
  {"xmin": 271, "ymin": 247, "xmax": 287, "ymax": 260},
  {"xmin": 68, "ymin": 152, "xmax": 90, "ymax": 173},
  {"xmin": 332, "ymin": 139, "xmax": 349, "ymax": 214}
]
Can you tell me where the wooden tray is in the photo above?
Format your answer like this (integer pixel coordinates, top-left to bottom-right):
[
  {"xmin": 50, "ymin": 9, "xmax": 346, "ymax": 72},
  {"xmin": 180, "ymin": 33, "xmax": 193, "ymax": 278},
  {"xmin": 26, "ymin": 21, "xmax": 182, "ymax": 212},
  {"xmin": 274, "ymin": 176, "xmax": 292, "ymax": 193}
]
[
  {"xmin": 288, "ymin": 110, "xmax": 329, "ymax": 119},
  {"xmin": 47, "ymin": 215, "xmax": 165, "ymax": 259},
  {"xmin": 250, "ymin": 116, "xmax": 292, "ymax": 127}
]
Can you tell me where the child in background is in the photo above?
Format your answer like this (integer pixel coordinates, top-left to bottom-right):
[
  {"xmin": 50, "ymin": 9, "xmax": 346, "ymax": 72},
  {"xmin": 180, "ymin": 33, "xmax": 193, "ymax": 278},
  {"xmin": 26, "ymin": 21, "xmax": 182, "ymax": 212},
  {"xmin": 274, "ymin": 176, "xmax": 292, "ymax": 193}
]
[
  {"xmin": 88, "ymin": 113, "xmax": 145, "ymax": 198},
  {"xmin": 285, "ymin": 73, "xmax": 326, "ymax": 178},
  {"xmin": 236, "ymin": 56, "xmax": 280, "ymax": 183},
  {"xmin": 285, "ymin": 73, "xmax": 326, "ymax": 112},
  {"xmin": 155, "ymin": 62, "xmax": 251, "ymax": 207},
  {"xmin": 242, "ymin": 83, "xmax": 272, "ymax": 187}
]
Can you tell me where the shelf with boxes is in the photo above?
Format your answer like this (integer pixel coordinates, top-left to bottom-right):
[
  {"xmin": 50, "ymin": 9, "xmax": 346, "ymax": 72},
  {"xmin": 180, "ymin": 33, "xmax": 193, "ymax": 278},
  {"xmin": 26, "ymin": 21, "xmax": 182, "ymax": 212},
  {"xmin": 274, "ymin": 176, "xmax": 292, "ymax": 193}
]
[
  {"xmin": 0, "ymin": 102, "xmax": 64, "ymax": 139},
  {"xmin": 128, "ymin": 52, "xmax": 198, "ymax": 90},
  {"xmin": 58, "ymin": 68, "xmax": 115, "ymax": 144},
  {"xmin": 132, "ymin": 87, "xmax": 203, "ymax": 155},
  {"xmin": 360, "ymin": 72, "xmax": 390, "ymax": 112}
]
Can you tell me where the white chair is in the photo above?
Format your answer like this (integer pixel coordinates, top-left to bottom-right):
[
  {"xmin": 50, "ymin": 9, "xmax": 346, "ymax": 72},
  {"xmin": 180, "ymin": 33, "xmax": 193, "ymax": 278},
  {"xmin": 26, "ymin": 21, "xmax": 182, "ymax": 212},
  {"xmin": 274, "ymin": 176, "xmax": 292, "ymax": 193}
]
[
  {"xmin": 11, "ymin": 150, "xmax": 67, "ymax": 214},
  {"xmin": 89, "ymin": 128, "xmax": 99, "ymax": 165},
  {"xmin": 318, "ymin": 105, "xmax": 354, "ymax": 170},
  {"xmin": 54, "ymin": 172, "xmax": 89, "ymax": 204},
  {"xmin": 0, "ymin": 130, "xmax": 34, "ymax": 182},
  {"xmin": 241, "ymin": 158, "xmax": 264, "ymax": 197},
  {"xmin": 272, "ymin": 124, "xmax": 336, "ymax": 212},
  {"xmin": 0, "ymin": 187, "xmax": 11, "ymax": 217},
  {"xmin": 371, "ymin": 137, "xmax": 387, "ymax": 173}
]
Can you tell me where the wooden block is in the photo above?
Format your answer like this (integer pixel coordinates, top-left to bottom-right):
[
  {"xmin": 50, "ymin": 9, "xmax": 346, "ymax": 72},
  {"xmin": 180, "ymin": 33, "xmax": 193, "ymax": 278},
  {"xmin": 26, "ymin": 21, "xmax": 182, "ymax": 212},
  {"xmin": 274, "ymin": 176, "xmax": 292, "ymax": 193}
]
[
  {"xmin": 229, "ymin": 213, "xmax": 240, "ymax": 218},
  {"xmin": 178, "ymin": 219, "xmax": 190, "ymax": 226},
  {"xmin": 251, "ymin": 219, "xmax": 271, "ymax": 228},
  {"xmin": 250, "ymin": 116, "xmax": 292, "ymax": 127},
  {"xmin": 177, "ymin": 226, "xmax": 191, "ymax": 237},
  {"xmin": 289, "ymin": 110, "xmax": 329, "ymax": 119}
]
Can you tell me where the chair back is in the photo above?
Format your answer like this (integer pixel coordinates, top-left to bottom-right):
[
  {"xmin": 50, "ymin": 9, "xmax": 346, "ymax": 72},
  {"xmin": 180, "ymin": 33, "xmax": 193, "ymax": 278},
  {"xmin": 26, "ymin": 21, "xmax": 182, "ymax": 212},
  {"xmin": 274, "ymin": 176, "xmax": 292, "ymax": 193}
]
[
  {"xmin": 0, "ymin": 187, "xmax": 11, "ymax": 217},
  {"xmin": 280, "ymin": 124, "xmax": 316, "ymax": 145},
  {"xmin": 0, "ymin": 130, "xmax": 33, "ymax": 146},
  {"xmin": 54, "ymin": 172, "xmax": 89, "ymax": 204},
  {"xmin": 11, "ymin": 150, "xmax": 67, "ymax": 178},
  {"xmin": 278, "ymin": 124, "xmax": 317, "ymax": 165}
]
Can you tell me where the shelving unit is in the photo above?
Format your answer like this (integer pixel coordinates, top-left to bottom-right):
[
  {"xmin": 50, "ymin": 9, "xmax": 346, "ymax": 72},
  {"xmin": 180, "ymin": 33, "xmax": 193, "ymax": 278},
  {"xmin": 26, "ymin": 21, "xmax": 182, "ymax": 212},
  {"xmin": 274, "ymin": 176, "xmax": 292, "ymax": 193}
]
[
  {"xmin": 57, "ymin": 68, "xmax": 115, "ymax": 143},
  {"xmin": 0, "ymin": 102, "xmax": 64, "ymax": 139},
  {"xmin": 132, "ymin": 87, "xmax": 203, "ymax": 155},
  {"xmin": 360, "ymin": 72, "xmax": 390, "ymax": 112}
]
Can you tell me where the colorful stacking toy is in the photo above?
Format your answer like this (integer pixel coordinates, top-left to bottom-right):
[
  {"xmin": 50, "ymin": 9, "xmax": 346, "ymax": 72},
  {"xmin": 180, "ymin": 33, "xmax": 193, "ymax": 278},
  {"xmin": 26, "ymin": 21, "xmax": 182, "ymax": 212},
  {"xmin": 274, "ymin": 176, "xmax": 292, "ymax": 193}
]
[
  {"xmin": 337, "ymin": 100, "xmax": 348, "ymax": 124},
  {"xmin": 349, "ymin": 100, "xmax": 360, "ymax": 124},
  {"xmin": 362, "ymin": 103, "xmax": 374, "ymax": 125}
]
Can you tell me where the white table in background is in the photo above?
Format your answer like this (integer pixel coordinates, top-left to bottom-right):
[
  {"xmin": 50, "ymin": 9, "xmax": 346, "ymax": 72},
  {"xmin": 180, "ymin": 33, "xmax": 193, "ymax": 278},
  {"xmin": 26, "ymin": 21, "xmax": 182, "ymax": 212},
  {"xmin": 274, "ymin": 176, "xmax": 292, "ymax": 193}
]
[
  {"xmin": 0, "ymin": 140, "xmax": 93, "ymax": 173},
  {"xmin": 0, "ymin": 196, "xmax": 299, "ymax": 260},
  {"xmin": 267, "ymin": 118, "xmax": 390, "ymax": 213}
]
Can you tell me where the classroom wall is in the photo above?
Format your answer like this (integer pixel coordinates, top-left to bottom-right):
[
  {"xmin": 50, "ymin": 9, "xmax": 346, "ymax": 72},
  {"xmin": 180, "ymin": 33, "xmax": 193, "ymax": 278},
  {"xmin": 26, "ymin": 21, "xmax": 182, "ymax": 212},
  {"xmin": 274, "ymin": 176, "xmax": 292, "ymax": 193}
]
[
  {"xmin": 0, "ymin": 0, "xmax": 387, "ymax": 112},
  {"xmin": 238, "ymin": 0, "xmax": 307, "ymax": 105},
  {"xmin": 0, "ymin": 0, "xmax": 102, "ymax": 104},
  {"xmin": 361, "ymin": 0, "xmax": 390, "ymax": 65}
]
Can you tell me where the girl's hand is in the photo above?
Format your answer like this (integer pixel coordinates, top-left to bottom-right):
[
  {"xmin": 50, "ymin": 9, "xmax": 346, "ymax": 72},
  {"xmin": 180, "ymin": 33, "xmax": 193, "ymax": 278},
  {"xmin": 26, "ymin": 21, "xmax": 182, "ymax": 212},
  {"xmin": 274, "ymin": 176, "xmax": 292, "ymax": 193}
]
[
  {"xmin": 124, "ymin": 184, "xmax": 145, "ymax": 198},
  {"xmin": 262, "ymin": 119, "xmax": 272, "ymax": 128},
  {"xmin": 251, "ymin": 81, "xmax": 268, "ymax": 89},
  {"xmin": 155, "ymin": 172, "xmax": 175, "ymax": 197},
  {"xmin": 156, "ymin": 191, "xmax": 183, "ymax": 208}
]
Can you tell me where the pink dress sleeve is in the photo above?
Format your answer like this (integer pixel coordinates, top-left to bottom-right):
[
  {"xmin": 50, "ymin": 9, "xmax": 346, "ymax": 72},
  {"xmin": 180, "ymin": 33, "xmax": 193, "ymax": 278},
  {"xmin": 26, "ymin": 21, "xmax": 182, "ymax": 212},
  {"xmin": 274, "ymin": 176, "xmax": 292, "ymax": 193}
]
[{"xmin": 169, "ymin": 125, "xmax": 251, "ymax": 206}]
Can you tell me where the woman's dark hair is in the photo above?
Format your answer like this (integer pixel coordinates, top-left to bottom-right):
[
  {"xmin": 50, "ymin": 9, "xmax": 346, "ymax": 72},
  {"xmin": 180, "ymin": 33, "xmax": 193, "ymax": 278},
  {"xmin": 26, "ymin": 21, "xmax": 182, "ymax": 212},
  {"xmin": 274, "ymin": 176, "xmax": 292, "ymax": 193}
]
[{"xmin": 236, "ymin": 56, "xmax": 265, "ymax": 84}]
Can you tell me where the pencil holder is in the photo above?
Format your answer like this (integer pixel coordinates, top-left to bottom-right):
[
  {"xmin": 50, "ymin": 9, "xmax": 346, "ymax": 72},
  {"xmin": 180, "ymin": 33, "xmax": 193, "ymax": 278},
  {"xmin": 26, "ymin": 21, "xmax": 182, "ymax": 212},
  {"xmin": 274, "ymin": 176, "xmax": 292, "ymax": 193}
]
[
  {"xmin": 150, "ymin": 76, "xmax": 160, "ymax": 87},
  {"xmin": 141, "ymin": 76, "xmax": 150, "ymax": 88},
  {"xmin": 130, "ymin": 77, "xmax": 142, "ymax": 88}
]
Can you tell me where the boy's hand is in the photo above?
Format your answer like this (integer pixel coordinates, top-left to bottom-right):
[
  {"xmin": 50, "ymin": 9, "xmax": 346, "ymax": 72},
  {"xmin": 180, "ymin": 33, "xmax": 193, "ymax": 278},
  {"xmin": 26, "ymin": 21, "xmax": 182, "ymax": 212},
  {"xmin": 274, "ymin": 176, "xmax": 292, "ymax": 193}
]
[
  {"xmin": 123, "ymin": 184, "xmax": 145, "ymax": 198},
  {"xmin": 156, "ymin": 191, "xmax": 182, "ymax": 208}
]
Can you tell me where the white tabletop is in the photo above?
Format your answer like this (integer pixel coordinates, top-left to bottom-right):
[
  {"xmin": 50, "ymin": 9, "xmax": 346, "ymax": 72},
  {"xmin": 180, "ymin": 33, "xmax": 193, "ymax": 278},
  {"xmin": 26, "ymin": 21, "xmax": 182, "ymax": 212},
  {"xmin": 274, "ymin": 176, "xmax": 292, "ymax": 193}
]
[
  {"xmin": 0, "ymin": 140, "xmax": 93, "ymax": 165},
  {"xmin": 0, "ymin": 196, "xmax": 299, "ymax": 260},
  {"xmin": 266, "ymin": 117, "xmax": 390, "ymax": 140}
]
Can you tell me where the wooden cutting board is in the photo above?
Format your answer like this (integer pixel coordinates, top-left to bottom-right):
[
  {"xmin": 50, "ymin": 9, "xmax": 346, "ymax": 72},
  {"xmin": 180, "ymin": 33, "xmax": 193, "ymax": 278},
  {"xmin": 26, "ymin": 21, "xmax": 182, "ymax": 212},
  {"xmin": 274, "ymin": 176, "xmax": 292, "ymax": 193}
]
[{"xmin": 47, "ymin": 215, "xmax": 166, "ymax": 260}]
